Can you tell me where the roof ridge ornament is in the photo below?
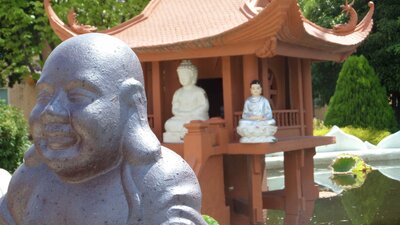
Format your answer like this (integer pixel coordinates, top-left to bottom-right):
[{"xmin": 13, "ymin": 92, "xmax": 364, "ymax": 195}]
[
  {"xmin": 67, "ymin": 9, "xmax": 97, "ymax": 34},
  {"xmin": 333, "ymin": 0, "xmax": 358, "ymax": 34},
  {"xmin": 240, "ymin": 0, "xmax": 272, "ymax": 19}
]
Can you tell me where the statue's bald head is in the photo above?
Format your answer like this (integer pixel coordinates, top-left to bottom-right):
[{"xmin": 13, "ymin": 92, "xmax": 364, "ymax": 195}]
[
  {"xmin": 27, "ymin": 33, "xmax": 159, "ymax": 174},
  {"xmin": 44, "ymin": 33, "xmax": 144, "ymax": 86}
]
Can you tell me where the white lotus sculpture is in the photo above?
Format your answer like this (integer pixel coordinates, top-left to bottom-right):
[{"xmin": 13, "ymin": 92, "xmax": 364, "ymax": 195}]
[{"xmin": 0, "ymin": 168, "xmax": 11, "ymax": 199}]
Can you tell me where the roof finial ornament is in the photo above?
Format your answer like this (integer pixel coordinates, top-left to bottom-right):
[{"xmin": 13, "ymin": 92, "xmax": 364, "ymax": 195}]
[
  {"xmin": 67, "ymin": 9, "xmax": 97, "ymax": 34},
  {"xmin": 333, "ymin": 0, "xmax": 358, "ymax": 34}
]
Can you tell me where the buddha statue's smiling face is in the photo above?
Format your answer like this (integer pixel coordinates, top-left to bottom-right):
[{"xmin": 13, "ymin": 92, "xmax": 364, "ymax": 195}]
[{"xmin": 29, "ymin": 34, "xmax": 140, "ymax": 182}]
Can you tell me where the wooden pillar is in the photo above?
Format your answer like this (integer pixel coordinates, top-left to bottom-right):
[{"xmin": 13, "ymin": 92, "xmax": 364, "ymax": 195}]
[
  {"xmin": 247, "ymin": 155, "xmax": 265, "ymax": 224},
  {"xmin": 283, "ymin": 150, "xmax": 305, "ymax": 225},
  {"xmin": 301, "ymin": 60, "xmax": 319, "ymax": 222},
  {"xmin": 243, "ymin": 54, "xmax": 264, "ymax": 224},
  {"xmin": 301, "ymin": 59, "xmax": 313, "ymax": 136},
  {"xmin": 184, "ymin": 121, "xmax": 231, "ymax": 225},
  {"xmin": 300, "ymin": 148, "xmax": 318, "ymax": 221},
  {"xmin": 151, "ymin": 61, "xmax": 163, "ymax": 140},
  {"xmin": 283, "ymin": 149, "xmax": 318, "ymax": 225},
  {"xmin": 222, "ymin": 56, "xmax": 234, "ymax": 141},
  {"xmin": 242, "ymin": 55, "xmax": 259, "ymax": 101},
  {"xmin": 261, "ymin": 59, "xmax": 271, "ymax": 101},
  {"xmin": 288, "ymin": 57, "xmax": 305, "ymax": 136},
  {"xmin": 296, "ymin": 59, "xmax": 305, "ymax": 136}
]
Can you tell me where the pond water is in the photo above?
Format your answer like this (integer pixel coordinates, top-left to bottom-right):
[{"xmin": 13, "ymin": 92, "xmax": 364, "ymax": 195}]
[{"xmin": 266, "ymin": 161, "xmax": 400, "ymax": 225}]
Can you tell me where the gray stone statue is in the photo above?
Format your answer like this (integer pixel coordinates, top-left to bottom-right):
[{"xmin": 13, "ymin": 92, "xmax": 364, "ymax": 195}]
[{"xmin": 0, "ymin": 33, "xmax": 207, "ymax": 225}]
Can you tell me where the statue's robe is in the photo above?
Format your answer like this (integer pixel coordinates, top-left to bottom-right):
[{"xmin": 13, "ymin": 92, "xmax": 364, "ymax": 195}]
[{"xmin": 0, "ymin": 147, "xmax": 206, "ymax": 225}]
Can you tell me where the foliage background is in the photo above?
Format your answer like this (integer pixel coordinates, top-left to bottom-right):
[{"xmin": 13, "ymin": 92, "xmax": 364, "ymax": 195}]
[
  {"xmin": 0, "ymin": 0, "xmax": 149, "ymax": 172},
  {"xmin": 300, "ymin": 0, "xmax": 400, "ymax": 125},
  {"xmin": 0, "ymin": 0, "xmax": 149, "ymax": 87},
  {"xmin": 0, "ymin": 101, "xmax": 30, "ymax": 172},
  {"xmin": 1, "ymin": 0, "xmax": 399, "ymax": 137}
]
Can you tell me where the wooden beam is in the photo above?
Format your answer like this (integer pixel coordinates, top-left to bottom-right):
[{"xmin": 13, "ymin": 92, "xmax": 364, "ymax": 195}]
[
  {"xmin": 151, "ymin": 61, "xmax": 163, "ymax": 139},
  {"xmin": 222, "ymin": 56, "xmax": 234, "ymax": 141},
  {"xmin": 247, "ymin": 155, "xmax": 264, "ymax": 224},
  {"xmin": 242, "ymin": 54, "xmax": 259, "ymax": 101},
  {"xmin": 261, "ymin": 59, "xmax": 271, "ymax": 101},
  {"xmin": 226, "ymin": 136, "xmax": 335, "ymax": 155},
  {"xmin": 137, "ymin": 41, "xmax": 264, "ymax": 62},
  {"xmin": 296, "ymin": 59, "xmax": 305, "ymax": 136},
  {"xmin": 302, "ymin": 59, "xmax": 314, "ymax": 136},
  {"xmin": 276, "ymin": 42, "xmax": 346, "ymax": 62},
  {"xmin": 262, "ymin": 190, "xmax": 285, "ymax": 210},
  {"xmin": 283, "ymin": 150, "xmax": 304, "ymax": 221}
]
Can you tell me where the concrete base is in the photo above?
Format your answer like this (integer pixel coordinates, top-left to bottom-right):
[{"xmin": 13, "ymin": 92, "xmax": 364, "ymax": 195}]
[
  {"xmin": 163, "ymin": 131, "xmax": 186, "ymax": 143},
  {"xmin": 237, "ymin": 123, "xmax": 277, "ymax": 143},
  {"xmin": 240, "ymin": 136, "xmax": 277, "ymax": 143}
]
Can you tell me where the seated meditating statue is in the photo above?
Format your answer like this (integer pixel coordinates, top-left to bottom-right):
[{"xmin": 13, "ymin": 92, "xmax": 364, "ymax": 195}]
[
  {"xmin": 237, "ymin": 80, "xmax": 277, "ymax": 143},
  {"xmin": 163, "ymin": 60, "xmax": 209, "ymax": 143},
  {"xmin": 0, "ymin": 33, "xmax": 207, "ymax": 225}
]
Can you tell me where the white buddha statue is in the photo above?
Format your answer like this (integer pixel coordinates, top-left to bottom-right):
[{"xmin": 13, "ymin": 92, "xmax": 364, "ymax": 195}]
[
  {"xmin": 237, "ymin": 80, "xmax": 277, "ymax": 143},
  {"xmin": 163, "ymin": 60, "xmax": 209, "ymax": 143}
]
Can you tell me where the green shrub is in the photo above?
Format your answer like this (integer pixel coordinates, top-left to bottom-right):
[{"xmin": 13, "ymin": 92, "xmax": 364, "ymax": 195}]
[
  {"xmin": 313, "ymin": 118, "xmax": 331, "ymax": 136},
  {"xmin": 0, "ymin": 101, "xmax": 30, "ymax": 172},
  {"xmin": 313, "ymin": 119, "xmax": 391, "ymax": 145},
  {"xmin": 341, "ymin": 127, "xmax": 390, "ymax": 145},
  {"xmin": 324, "ymin": 55, "xmax": 397, "ymax": 132},
  {"xmin": 202, "ymin": 215, "xmax": 219, "ymax": 225}
]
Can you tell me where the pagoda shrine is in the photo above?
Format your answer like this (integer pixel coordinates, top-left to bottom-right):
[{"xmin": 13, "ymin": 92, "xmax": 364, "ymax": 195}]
[{"xmin": 44, "ymin": 0, "xmax": 374, "ymax": 224}]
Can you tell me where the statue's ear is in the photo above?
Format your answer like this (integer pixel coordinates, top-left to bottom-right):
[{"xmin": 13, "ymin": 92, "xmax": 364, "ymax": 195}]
[
  {"xmin": 119, "ymin": 78, "xmax": 148, "ymax": 126},
  {"xmin": 119, "ymin": 78, "xmax": 161, "ymax": 165}
]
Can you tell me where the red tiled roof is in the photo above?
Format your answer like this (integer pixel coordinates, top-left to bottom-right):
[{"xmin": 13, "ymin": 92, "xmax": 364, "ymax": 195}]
[{"xmin": 44, "ymin": 0, "xmax": 374, "ymax": 61}]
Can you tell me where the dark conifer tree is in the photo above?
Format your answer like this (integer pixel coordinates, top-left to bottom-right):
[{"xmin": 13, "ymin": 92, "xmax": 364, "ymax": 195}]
[{"xmin": 325, "ymin": 55, "xmax": 397, "ymax": 131}]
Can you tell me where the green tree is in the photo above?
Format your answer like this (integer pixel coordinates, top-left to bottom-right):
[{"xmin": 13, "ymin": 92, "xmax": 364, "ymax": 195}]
[
  {"xmin": 312, "ymin": 61, "xmax": 341, "ymax": 107},
  {"xmin": 300, "ymin": 0, "xmax": 400, "ymax": 122},
  {"xmin": 0, "ymin": 101, "xmax": 30, "ymax": 172},
  {"xmin": 298, "ymin": 0, "xmax": 371, "ymax": 107},
  {"xmin": 49, "ymin": 0, "xmax": 149, "ymax": 31},
  {"xmin": 0, "ymin": 0, "xmax": 149, "ymax": 88},
  {"xmin": 0, "ymin": 1, "xmax": 46, "ymax": 87},
  {"xmin": 324, "ymin": 55, "xmax": 397, "ymax": 131},
  {"xmin": 299, "ymin": 0, "xmax": 351, "ymax": 29},
  {"xmin": 299, "ymin": 0, "xmax": 348, "ymax": 107},
  {"xmin": 357, "ymin": 0, "xmax": 400, "ymax": 122}
]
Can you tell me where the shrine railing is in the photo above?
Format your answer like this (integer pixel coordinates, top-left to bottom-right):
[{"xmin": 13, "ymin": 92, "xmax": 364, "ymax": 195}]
[
  {"xmin": 148, "ymin": 109, "xmax": 301, "ymax": 131},
  {"xmin": 233, "ymin": 109, "xmax": 301, "ymax": 128}
]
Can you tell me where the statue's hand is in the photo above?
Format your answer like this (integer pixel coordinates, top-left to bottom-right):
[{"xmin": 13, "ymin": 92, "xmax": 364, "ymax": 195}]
[{"xmin": 249, "ymin": 115, "xmax": 265, "ymax": 121}]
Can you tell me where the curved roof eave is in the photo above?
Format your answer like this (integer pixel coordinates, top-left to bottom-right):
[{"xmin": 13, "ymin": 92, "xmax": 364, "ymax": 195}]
[
  {"xmin": 44, "ymin": 0, "xmax": 374, "ymax": 60},
  {"xmin": 277, "ymin": 1, "xmax": 374, "ymax": 53},
  {"xmin": 44, "ymin": 0, "xmax": 160, "ymax": 40}
]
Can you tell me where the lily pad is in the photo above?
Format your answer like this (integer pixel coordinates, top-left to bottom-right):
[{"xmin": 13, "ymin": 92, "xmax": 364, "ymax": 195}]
[
  {"xmin": 331, "ymin": 157, "xmax": 356, "ymax": 173},
  {"xmin": 330, "ymin": 154, "xmax": 372, "ymax": 174},
  {"xmin": 330, "ymin": 154, "xmax": 372, "ymax": 190}
]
